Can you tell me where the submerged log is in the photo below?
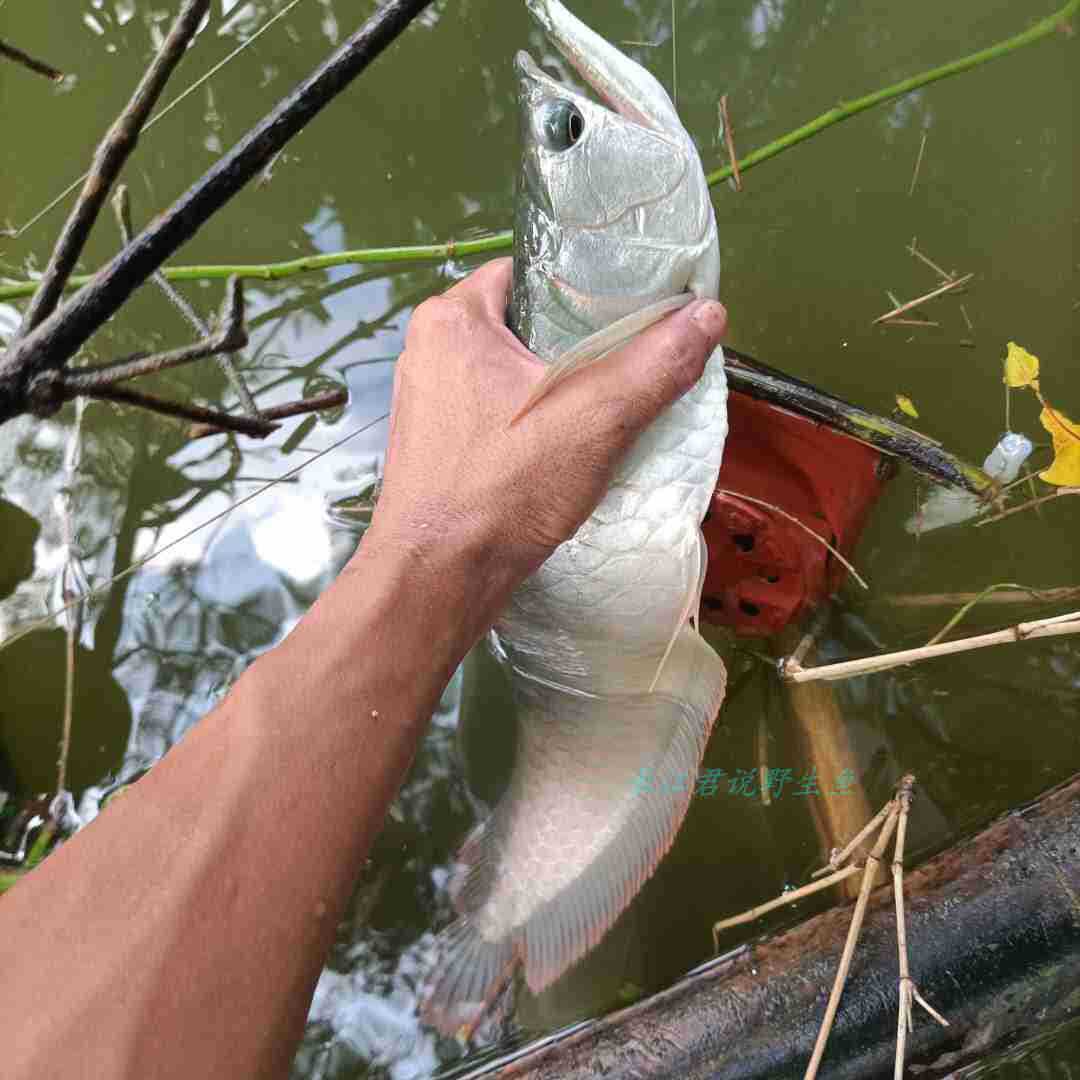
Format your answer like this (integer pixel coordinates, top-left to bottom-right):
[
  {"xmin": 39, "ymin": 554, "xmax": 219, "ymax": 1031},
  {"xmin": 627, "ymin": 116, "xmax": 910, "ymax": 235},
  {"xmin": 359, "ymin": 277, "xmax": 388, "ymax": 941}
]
[{"xmin": 470, "ymin": 773, "xmax": 1080, "ymax": 1079}]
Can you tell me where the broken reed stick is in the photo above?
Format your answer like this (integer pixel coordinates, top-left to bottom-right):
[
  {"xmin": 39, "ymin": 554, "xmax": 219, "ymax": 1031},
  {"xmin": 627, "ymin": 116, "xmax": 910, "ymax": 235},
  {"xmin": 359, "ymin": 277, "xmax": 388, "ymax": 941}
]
[
  {"xmin": 875, "ymin": 585, "xmax": 1080, "ymax": 607},
  {"xmin": 891, "ymin": 777, "xmax": 947, "ymax": 1080},
  {"xmin": 907, "ymin": 134, "xmax": 927, "ymax": 196},
  {"xmin": 804, "ymin": 800, "xmax": 900, "ymax": 1080},
  {"xmin": 715, "ymin": 490, "xmax": 869, "ymax": 590},
  {"xmin": 13, "ymin": 0, "xmax": 211, "ymax": 339},
  {"xmin": 906, "ymin": 238, "xmax": 955, "ymax": 282},
  {"xmin": 781, "ymin": 610, "xmax": 1080, "ymax": 683},
  {"xmin": 712, "ymin": 864, "xmax": 863, "ymax": 943},
  {"xmin": 811, "ymin": 800, "xmax": 894, "ymax": 878},
  {"xmin": 719, "ymin": 95, "xmax": 743, "ymax": 191},
  {"xmin": 0, "ymin": 38, "xmax": 64, "ymax": 82},
  {"xmin": 873, "ymin": 273, "xmax": 973, "ymax": 324},
  {"xmin": 880, "ymin": 318, "xmax": 941, "ymax": 327}
]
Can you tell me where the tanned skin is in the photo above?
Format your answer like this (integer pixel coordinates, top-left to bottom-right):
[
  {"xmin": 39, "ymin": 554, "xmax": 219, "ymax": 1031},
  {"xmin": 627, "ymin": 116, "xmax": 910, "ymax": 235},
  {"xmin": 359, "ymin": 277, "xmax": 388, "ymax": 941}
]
[{"xmin": 0, "ymin": 258, "xmax": 727, "ymax": 1079}]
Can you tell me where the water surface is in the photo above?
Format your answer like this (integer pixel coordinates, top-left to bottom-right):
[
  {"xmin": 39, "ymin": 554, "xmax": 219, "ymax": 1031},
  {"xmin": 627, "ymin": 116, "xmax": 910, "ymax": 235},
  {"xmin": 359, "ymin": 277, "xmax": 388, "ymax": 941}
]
[{"xmin": 0, "ymin": 1, "xmax": 1076, "ymax": 1075}]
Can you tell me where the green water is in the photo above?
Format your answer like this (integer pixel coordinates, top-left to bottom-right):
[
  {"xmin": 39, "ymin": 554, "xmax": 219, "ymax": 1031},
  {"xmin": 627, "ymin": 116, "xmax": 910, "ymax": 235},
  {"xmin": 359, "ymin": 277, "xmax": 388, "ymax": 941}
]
[{"xmin": 0, "ymin": 1, "xmax": 1076, "ymax": 1075}]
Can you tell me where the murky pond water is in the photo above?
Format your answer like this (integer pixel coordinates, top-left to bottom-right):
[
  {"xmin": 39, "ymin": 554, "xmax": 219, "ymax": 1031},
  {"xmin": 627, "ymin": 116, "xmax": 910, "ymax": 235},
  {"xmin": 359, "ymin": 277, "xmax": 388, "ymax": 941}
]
[{"xmin": 1, "ymin": 1, "xmax": 1077, "ymax": 1075}]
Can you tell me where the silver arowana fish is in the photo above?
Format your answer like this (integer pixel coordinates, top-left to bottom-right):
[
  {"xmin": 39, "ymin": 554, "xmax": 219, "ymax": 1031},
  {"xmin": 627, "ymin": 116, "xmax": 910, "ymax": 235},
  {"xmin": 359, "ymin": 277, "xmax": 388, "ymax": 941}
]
[{"xmin": 424, "ymin": 0, "xmax": 728, "ymax": 1034}]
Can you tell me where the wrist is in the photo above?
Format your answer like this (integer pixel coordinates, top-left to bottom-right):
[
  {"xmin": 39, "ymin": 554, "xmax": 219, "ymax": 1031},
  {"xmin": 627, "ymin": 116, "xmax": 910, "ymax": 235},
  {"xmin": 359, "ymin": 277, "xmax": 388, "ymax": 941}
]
[{"xmin": 283, "ymin": 512, "xmax": 516, "ymax": 720}]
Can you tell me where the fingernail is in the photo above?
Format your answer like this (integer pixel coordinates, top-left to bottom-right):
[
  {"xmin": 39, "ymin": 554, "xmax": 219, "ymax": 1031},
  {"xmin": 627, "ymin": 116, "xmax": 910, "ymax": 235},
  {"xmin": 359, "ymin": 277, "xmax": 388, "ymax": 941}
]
[{"xmin": 690, "ymin": 300, "xmax": 727, "ymax": 340}]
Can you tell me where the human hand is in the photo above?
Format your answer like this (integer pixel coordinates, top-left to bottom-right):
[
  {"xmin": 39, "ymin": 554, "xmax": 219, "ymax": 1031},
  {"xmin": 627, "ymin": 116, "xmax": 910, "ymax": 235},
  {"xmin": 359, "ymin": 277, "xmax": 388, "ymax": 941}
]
[{"xmin": 364, "ymin": 257, "xmax": 726, "ymax": 631}]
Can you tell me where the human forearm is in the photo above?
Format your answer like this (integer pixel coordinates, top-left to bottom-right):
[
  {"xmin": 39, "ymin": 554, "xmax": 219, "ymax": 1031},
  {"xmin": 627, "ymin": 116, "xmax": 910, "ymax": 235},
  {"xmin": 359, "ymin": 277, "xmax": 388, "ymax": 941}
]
[
  {"xmin": 0, "ymin": 258, "xmax": 727, "ymax": 1076},
  {"xmin": 0, "ymin": 530, "xmax": 491, "ymax": 1078}
]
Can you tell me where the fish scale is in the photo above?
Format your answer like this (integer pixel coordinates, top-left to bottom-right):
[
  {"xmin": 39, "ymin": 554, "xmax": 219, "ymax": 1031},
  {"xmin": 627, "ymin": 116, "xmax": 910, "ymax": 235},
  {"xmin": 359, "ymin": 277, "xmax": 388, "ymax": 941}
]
[{"xmin": 423, "ymin": 0, "xmax": 728, "ymax": 1036}]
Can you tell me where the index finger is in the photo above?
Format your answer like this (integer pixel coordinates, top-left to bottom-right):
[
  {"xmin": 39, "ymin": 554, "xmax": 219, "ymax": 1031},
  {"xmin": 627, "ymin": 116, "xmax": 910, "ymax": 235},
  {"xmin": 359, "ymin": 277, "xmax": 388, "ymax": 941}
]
[{"xmin": 442, "ymin": 257, "xmax": 513, "ymax": 326}]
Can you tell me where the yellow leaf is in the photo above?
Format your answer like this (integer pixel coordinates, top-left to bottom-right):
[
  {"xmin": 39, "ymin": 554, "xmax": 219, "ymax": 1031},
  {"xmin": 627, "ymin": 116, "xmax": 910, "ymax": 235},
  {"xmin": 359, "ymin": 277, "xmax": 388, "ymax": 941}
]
[
  {"xmin": 895, "ymin": 393, "xmax": 919, "ymax": 419},
  {"xmin": 1003, "ymin": 342, "xmax": 1039, "ymax": 389},
  {"xmin": 1039, "ymin": 405, "xmax": 1080, "ymax": 486}
]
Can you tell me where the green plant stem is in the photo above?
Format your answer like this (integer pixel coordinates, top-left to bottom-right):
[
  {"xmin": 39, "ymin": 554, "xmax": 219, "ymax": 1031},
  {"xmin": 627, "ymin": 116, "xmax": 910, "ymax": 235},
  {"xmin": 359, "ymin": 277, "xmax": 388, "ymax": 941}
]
[
  {"xmin": 0, "ymin": 232, "xmax": 514, "ymax": 301},
  {"xmin": 0, "ymin": 0, "xmax": 1075, "ymax": 303},
  {"xmin": 706, "ymin": 0, "xmax": 1078, "ymax": 187}
]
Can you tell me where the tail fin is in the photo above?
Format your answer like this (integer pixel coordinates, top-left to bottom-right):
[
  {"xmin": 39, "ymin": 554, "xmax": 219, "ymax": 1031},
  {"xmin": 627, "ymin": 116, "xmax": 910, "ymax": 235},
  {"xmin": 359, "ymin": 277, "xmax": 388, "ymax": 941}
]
[{"xmin": 422, "ymin": 626, "xmax": 725, "ymax": 1036}]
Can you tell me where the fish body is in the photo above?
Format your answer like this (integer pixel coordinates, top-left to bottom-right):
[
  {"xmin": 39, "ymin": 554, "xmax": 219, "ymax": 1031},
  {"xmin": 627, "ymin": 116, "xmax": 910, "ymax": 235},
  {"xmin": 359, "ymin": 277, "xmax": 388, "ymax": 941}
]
[{"xmin": 424, "ymin": 0, "xmax": 728, "ymax": 1034}]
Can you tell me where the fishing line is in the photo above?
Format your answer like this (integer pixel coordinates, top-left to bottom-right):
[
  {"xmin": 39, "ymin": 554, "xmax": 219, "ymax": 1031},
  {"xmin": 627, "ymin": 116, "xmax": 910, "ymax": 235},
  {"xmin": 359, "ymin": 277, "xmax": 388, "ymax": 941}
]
[
  {"xmin": 0, "ymin": 409, "xmax": 389, "ymax": 653},
  {"xmin": 671, "ymin": 0, "xmax": 677, "ymax": 110},
  {"xmin": 13, "ymin": 0, "xmax": 309, "ymax": 238}
]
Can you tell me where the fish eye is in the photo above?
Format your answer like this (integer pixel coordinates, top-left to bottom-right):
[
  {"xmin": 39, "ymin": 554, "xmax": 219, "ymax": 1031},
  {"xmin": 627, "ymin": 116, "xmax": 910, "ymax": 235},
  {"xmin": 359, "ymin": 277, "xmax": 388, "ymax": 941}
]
[{"xmin": 538, "ymin": 101, "xmax": 585, "ymax": 151}]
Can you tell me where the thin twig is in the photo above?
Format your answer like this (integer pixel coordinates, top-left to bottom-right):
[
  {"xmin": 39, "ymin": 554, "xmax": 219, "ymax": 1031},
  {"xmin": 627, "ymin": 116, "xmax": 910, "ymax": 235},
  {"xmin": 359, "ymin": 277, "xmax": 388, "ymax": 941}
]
[
  {"xmin": 790, "ymin": 607, "xmax": 833, "ymax": 670},
  {"xmin": 805, "ymin": 803, "xmax": 900, "ymax": 1080},
  {"xmin": 63, "ymin": 278, "xmax": 246, "ymax": 393},
  {"xmin": 906, "ymin": 239, "xmax": 954, "ymax": 282},
  {"xmin": 959, "ymin": 304, "xmax": 974, "ymax": 332},
  {"xmin": 186, "ymin": 388, "xmax": 348, "ymax": 439},
  {"xmin": 712, "ymin": 865, "xmax": 863, "ymax": 942},
  {"xmin": 719, "ymin": 94, "xmax": 742, "ymax": 191},
  {"xmin": 907, "ymin": 134, "xmax": 927, "ymax": 196},
  {"xmin": 13, "ymin": 0, "xmax": 211, "ymax": 338},
  {"xmin": 0, "ymin": 38, "xmax": 64, "ymax": 81},
  {"xmin": 873, "ymin": 273, "xmax": 973, "ymax": 324},
  {"xmin": 112, "ymin": 185, "xmax": 260, "ymax": 419},
  {"xmin": 85, "ymin": 385, "xmax": 278, "ymax": 438},
  {"xmin": 55, "ymin": 398, "xmax": 87, "ymax": 798},
  {"xmin": 717, "ymin": 490, "xmax": 868, "ymax": 590},
  {"xmin": 881, "ymin": 318, "xmax": 941, "ymax": 328},
  {"xmin": 975, "ymin": 487, "xmax": 1080, "ymax": 526},
  {"xmin": 781, "ymin": 611, "xmax": 1080, "ymax": 683},
  {"xmin": 1023, "ymin": 464, "xmax": 1044, "ymax": 519}
]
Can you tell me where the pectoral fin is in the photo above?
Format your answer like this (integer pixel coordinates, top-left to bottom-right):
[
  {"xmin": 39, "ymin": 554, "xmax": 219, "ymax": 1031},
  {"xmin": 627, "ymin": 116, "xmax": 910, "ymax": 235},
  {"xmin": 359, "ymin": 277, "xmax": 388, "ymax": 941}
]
[{"xmin": 510, "ymin": 294, "xmax": 693, "ymax": 425}]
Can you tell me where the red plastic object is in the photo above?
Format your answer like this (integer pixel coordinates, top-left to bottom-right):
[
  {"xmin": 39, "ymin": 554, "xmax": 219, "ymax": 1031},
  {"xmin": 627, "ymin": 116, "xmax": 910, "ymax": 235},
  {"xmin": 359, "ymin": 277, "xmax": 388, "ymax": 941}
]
[{"xmin": 701, "ymin": 391, "xmax": 890, "ymax": 635}]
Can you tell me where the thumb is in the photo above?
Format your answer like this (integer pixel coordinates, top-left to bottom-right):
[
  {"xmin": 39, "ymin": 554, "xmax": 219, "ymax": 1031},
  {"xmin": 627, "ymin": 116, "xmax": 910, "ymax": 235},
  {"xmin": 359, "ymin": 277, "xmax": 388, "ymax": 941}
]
[{"xmin": 587, "ymin": 298, "xmax": 727, "ymax": 440}]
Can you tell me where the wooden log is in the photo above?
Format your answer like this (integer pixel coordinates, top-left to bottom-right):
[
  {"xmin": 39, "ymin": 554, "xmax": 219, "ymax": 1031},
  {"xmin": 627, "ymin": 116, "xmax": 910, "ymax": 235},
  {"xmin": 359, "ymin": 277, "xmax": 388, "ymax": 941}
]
[{"xmin": 468, "ymin": 774, "xmax": 1080, "ymax": 1079}]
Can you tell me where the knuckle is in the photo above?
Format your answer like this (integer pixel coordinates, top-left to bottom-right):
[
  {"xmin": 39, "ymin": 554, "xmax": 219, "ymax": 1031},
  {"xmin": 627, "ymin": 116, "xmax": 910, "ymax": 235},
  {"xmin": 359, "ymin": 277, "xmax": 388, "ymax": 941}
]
[{"xmin": 407, "ymin": 294, "xmax": 471, "ymax": 341}]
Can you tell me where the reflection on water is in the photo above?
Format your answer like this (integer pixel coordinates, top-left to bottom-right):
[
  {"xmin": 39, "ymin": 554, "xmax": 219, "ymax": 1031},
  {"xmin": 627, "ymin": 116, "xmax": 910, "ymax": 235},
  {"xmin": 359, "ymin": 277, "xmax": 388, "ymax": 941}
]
[{"xmin": 0, "ymin": 0, "xmax": 1076, "ymax": 1075}]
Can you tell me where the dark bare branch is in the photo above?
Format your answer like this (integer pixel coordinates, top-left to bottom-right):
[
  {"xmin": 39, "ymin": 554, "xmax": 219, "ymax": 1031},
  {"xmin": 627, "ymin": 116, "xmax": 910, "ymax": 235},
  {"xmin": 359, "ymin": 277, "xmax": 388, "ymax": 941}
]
[
  {"xmin": 0, "ymin": 38, "xmax": 64, "ymax": 82},
  {"xmin": 187, "ymin": 388, "xmax": 349, "ymax": 440},
  {"xmin": 0, "ymin": 0, "xmax": 435, "ymax": 429},
  {"xmin": 84, "ymin": 385, "xmax": 276, "ymax": 438},
  {"xmin": 13, "ymin": 0, "xmax": 211, "ymax": 339},
  {"xmin": 59, "ymin": 277, "xmax": 247, "ymax": 392}
]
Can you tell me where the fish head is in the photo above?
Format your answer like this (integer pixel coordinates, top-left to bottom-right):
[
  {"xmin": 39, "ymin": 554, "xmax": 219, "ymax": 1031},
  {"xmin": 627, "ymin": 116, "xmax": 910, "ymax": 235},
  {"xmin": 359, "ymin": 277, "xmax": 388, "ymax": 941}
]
[
  {"xmin": 513, "ymin": 50, "xmax": 691, "ymax": 230},
  {"xmin": 512, "ymin": 0, "xmax": 719, "ymax": 352}
]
